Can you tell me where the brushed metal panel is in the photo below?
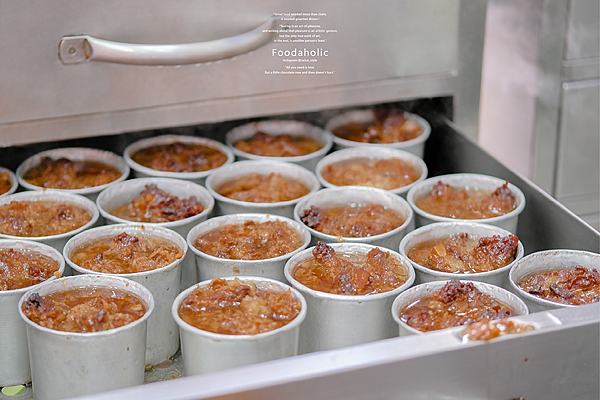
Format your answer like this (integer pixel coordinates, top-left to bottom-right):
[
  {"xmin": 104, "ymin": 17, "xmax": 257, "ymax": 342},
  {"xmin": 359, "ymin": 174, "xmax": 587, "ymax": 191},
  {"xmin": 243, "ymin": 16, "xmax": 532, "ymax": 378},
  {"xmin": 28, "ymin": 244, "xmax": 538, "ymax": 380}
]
[
  {"xmin": 565, "ymin": 0, "xmax": 600, "ymax": 60},
  {"xmin": 0, "ymin": 0, "xmax": 458, "ymax": 127}
]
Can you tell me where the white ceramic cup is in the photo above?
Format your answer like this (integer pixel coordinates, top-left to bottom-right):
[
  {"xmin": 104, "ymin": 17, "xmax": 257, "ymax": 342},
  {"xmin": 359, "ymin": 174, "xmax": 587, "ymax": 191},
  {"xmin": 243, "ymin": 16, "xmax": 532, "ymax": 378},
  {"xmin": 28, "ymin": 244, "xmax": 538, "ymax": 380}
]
[
  {"xmin": 96, "ymin": 177, "xmax": 214, "ymax": 289},
  {"xmin": 63, "ymin": 224, "xmax": 187, "ymax": 366},
  {"xmin": 16, "ymin": 147, "xmax": 130, "ymax": 201},
  {"xmin": 0, "ymin": 240, "xmax": 65, "ymax": 387},
  {"xmin": 399, "ymin": 221, "xmax": 524, "ymax": 288},
  {"xmin": 391, "ymin": 280, "xmax": 529, "ymax": 336},
  {"xmin": 225, "ymin": 119, "xmax": 334, "ymax": 172},
  {"xmin": 173, "ymin": 276, "xmax": 307, "ymax": 375},
  {"xmin": 0, "ymin": 166, "xmax": 18, "ymax": 198},
  {"xmin": 18, "ymin": 274, "xmax": 154, "ymax": 400},
  {"xmin": 284, "ymin": 242, "xmax": 415, "ymax": 353},
  {"xmin": 293, "ymin": 185, "xmax": 414, "ymax": 250},
  {"xmin": 406, "ymin": 173, "xmax": 526, "ymax": 233},
  {"xmin": 509, "ymin": 249, "xmax": 600, "ymax": 313}
]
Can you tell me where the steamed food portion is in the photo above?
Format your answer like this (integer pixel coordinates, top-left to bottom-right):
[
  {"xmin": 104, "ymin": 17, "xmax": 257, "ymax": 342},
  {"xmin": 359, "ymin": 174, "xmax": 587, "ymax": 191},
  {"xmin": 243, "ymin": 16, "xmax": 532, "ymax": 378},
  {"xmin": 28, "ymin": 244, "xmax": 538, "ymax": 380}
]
[
  {"xmin": 518, "ymin": 265, "xmax": 600, "ymax": 305},
  {"xmin": 70, "ymin": 232, "xmax": 184, "ymax": 274},
  {"xmin": 0, "ymin": 248, "xmax": 61, "ymax": 291},
  {"xmin": 0, "ymin": 170, "xmax": 13, "ymax": 195},
  {"xmin": 0, "ymin": 200, "xmax": 92, "ymax": 237},
  {"xmin": 321, "ymin": 157, "xmax": 420, "ymax": 190},
  {"xmin": 22, "ymin": 287, "xmax": 147, "ymax": 333},
  {"xmin": 234, "ymin": 131, "xmax": 323, "ymax": 157},
  {"xmin": 461, "ymin": 318, "xmax": 535, "ymax": 342},
  {"xmin": 407, "ymin": 233, "xmax": 519, "ymax": 274},
  {"xmin": 110, "ymin": 184, "xmax": 204, "ymax": 223},
  {"xmin": 292, "ymin": 241, "xmax": 409, "ymax": 295},
  {"xmin": 331, "ymin": 109, "xmax": 422, "ymax": 144},
  {"xmin": 216, "ymin": 173, "xmax": 310, "ymax": 203},
  {"xmin": 194, "ymin": 220, "xmax": 303, "ymax": 260},
  {"xmin": 301, "ymin": 203, "xmax": 405, "ymax": 238},
  {"xmin": 399, "ymin": 280, "xmax": 516, "ymax": 332},
  {"xmin": 415, "ymin": 181, "xmax": 516, "ymax": 219},
  {"xmin": 131, "ymin": 142, "xmax": 228, "ymax": 173},
  {"xmin": 23, "ymin": 157, "xmax": 122, "ymax": 189},
  {"xmin": 178, "ymin": 277, "xmax": 301, "ymax": 335}
]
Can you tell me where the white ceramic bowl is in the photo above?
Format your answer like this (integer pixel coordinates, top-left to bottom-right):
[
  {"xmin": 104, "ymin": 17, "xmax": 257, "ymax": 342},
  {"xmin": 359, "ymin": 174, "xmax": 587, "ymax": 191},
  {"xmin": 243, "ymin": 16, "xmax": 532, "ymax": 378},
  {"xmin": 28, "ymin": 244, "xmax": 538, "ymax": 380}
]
[
  {"xmin": 399, "ymin": 222, "xmax": 524, "ymax": 288},
  {"xmin": 315, "ymin": 147, "xmax": 428, "ymax": 197},
  {"xmin": 123, "ymin": 135, "xmax": 234, "ymax": 185},
  {"xmin": 187, "ymin": 213, "xmax": 311, "ymax": 283},
  {"xmin": 284, "ymin": 242, "xmax": 415, "ymax": 353},
  {"xmin": 0, "ymin": 240, "xmax": 65, "ymax": 387},
  {"xmin": 205, "ymin": 160, "xmax": 320, "ymax": 219},
  {"xmin": 293, "ymin": 186, "xmax": 414, "ymax": 250},
  {"xmin": 509, "ymin": 249, "xmax": 600, "ymax": 313},
  {"xmin": 96, "ymin": 177, "xmax": 214, "ymax": 289},
  {"xmin": 391, "ymin": 279, "xmax": 529, "ymax": 336},
  {"xmin": 173, "ymin": 276, "xmax": 307, "ymax": 375},
  {"xmin": 406, "ymin": 173, "xmax": 526, "ymax": 233},
  {"xmin": 324, "ymin": 109, "xmax": 431, "ymax": 157},
  {"xmin": 0, "ymin": 191, "xmax": 100, "ymax": 267},
  {"xmin": 63, "ymin": 224, "xmax": 187, "ymax": 365},
  {"xmin": 18, "ymin": 274, "xmax": 154, "ymax": 400},
  {"xmin": 16, "ymin": 147, "xmax": 129, "ymax": 201},
  {"xmin": 225, "ymin": 119, "xmax": 334, "ymax": 172},
  {"xmin": 0, "ymin": 166, "xmax": 18, "ymax": 198}
]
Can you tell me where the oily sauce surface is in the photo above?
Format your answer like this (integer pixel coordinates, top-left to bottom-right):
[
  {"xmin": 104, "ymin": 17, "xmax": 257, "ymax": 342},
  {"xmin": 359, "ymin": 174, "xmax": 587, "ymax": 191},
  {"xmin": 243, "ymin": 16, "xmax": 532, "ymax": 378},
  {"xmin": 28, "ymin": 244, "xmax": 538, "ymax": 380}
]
[
  {"xmin": 194, "ymin": 220, "xmax": 303, "ymax": 260},
  {"xmin": 461, "ymin": 318, "xmax": 534, "ymax": 342},
  {"xmin": 70, "ymin": 232, "xmax": 183, "ymax": 274},
  {"xmin": 234, "ymin": 131, "xmax": 322, "ymax": 157},
  {"xmin": 0, "ymin": 248, "xmax": 61, "ymax": 291},
  {"xmin": 407, "ymin": 233, "xmax": 519, "ymax": 274},
  {"xmin": 178, "ymin": 278, "xmax": 301, "ymax": 335},
  {"xmin": 301, "ymin": 203, "xmax": 405, "ymax": 237},
  {"xmin": 131, "ymin": 142, "xmax": 228, "ymax": 173},
  {"xmin": 22, "ymin": 286, "xmax": 147, "ymax": 333},
  {"xmin": 415, "ymin": 181, "xmax": 516, "ymax": 219},
  {"xmin": 331, "ymin": 109, "xmax": 422, "ymax": 144},
  {"xmin": 0, "ymin": 171, "xmax": 13, "ymax": 195},
  {"xmin": 0, "ymin": 200, "xmax": 91, "ymax": 237},
  {"xmin": 322, "ymin": 157, "xmax": 420, "ymax": 190},
  {"xmin": 292, "ymin": 241, "xmax": 409, "ymax": 295},
  {"xmin": 518, "ymin": 265, "xmax": 600, "ymax": 305},
  {"xmin": 216, "ymin": 173, "xmax": 310, "ymax": 203},
  {"xmin": 399, "ymin": 280, "xmax": 516, "ymax": 332},
  {"xmin": 110, "ymin": 184, "xmax": 204, "ymax": 223},
  {"xmin": 23, "ymin": 157, "xmax": 121, "ymax": 189}
]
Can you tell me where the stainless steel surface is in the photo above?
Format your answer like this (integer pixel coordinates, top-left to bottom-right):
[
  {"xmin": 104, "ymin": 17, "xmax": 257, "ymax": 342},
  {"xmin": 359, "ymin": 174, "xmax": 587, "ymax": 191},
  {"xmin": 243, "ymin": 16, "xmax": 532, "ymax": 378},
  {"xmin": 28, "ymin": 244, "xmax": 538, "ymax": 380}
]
[
  {"xmin": 59, "ymin": 17, "xmax": 278, "ymax": 66},
  {"xmin": 0, "ymin": 0, "xmax": 486, "ymax": 146}
]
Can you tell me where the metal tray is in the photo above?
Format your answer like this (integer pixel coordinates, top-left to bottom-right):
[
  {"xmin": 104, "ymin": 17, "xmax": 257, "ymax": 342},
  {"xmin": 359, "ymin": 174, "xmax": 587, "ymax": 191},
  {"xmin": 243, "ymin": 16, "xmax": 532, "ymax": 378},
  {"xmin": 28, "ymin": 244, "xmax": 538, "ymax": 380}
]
[{"xmin": 1, "ymin": 105, "xmax": 598, "ymax": 400}]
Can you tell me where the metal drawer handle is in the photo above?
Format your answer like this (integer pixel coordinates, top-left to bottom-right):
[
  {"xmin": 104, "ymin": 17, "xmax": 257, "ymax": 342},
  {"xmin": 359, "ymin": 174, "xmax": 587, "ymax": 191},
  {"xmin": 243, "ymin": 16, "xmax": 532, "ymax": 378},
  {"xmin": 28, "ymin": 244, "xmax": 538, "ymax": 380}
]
[{"xmin": 58, "ymin": 16, "xmax": 279, "ymax": 66}]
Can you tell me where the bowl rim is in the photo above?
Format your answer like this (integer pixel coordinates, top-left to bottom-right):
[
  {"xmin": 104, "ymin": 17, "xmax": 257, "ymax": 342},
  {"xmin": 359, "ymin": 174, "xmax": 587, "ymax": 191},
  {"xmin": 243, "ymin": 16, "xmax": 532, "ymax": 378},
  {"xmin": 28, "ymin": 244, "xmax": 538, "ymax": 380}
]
[
  {"xmin": 406, "ymin": 173, "xmax": 526, "ymax": 224},
  {"xmin": 0, "ymin": 239, "xmax": 66, "ymax": 294},
  {"xmin": 96, "ymin": 177, "xmax": 215, "ymax": 228},
  {"xmin": 16, "ymin": 147, "xmax": 130, "ymax": 196},
  {"xmin": 508, "ymin": 249, "xmax": 600, "ymax": 309},
  {"xmin": 63, "ymin": 223, "xmax": 188, "ymax": 278},
  {"xmin": 225, "ymin": 119, "xmax": 334, "ymax": 163},
  {"xmin": 123, "ymin": 134, "xmax": 235, "ymax": 179},
  {"xmin": 0, "ymin": 191, "xmax": 100, "ymax": 241},
  {"xmin": 391, "ymin": 279, "xmax": 530, "ymax": 335},
  {"xmin": 205, "ymin": 160, "xmax": 321, "ymax": 209},
  {"xmin": 284, "ymin": 242, "xmax": 416, "ymax": 302},
  {"xmin": 172, "ymin": 275, "xmax": 307, "ymax": 340},
  {"xmin": 398, "ymin": 221, "xmax": 525, "ymax": 279},
  {"xmin": 314, "ymin": 146, "xmax": 428, "ymax": 195},
  {"xmin": 186, "ymin": 213, "xmax": 311, "ymax": 264},
  {"xmin": 325, "ymin": 109, "xmax": 431, "ymax": 149},
  {"xmin": 0, "ymin": 167, "xmax": 18, "ymax": 198},
  {"xmin": 292, "ymin": 185, "xmax": 414, "ymax": 243},
  {"xmin": 18, "ymin": 274, "xmax": 155, "ymax": 337}
]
